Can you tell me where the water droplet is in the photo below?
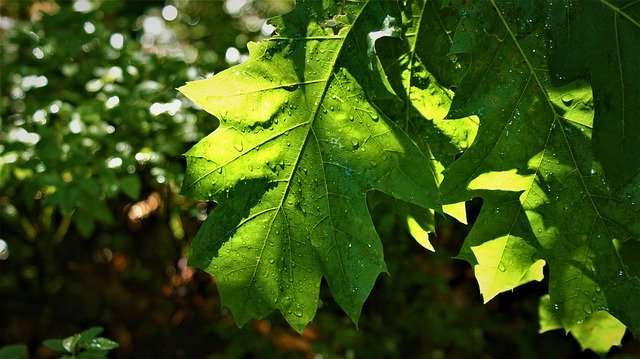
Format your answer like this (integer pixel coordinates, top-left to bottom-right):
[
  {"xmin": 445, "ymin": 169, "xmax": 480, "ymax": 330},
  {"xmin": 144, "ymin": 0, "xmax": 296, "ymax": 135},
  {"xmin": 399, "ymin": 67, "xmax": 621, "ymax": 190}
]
[
  {"xmin": 233, "ymin": 140, "xmax": 243, "ymax": 152},
  {"xmin": 293, "ymin": 308, "xmax": 303, "ymax": 317},
  {"xmin": 583, "ymin": 304, "xmax": 593, "ymax": 315},
  {"xmin": 350, "ymin": 138, "xmax": 359, "ymax": 149},
  {"xmin": 498, "ymin": 262, "xmax": 506, "ymax": 272},
  {"xmin": 369, "ymin": 112, "xmax": 379, "ymax": 122},
  {"xmin": 561, "ymin": 94, "xmax": 573, "ymax": 105}
]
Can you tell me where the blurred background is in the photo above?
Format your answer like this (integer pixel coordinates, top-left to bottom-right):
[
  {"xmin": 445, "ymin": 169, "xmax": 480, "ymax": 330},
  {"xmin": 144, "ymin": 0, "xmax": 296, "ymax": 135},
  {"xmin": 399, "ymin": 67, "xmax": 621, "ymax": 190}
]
[{"xmin": 0, "ymin": 0, "xmax": 638, "ymax": 358}]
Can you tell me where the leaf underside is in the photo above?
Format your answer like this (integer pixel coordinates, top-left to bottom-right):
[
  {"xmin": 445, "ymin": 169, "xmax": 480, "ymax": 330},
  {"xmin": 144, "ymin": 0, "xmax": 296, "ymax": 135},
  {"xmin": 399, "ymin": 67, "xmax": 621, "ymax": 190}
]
[{"xmin": 180, "ymin": 0, "xmax": 640, "ymax": 342}]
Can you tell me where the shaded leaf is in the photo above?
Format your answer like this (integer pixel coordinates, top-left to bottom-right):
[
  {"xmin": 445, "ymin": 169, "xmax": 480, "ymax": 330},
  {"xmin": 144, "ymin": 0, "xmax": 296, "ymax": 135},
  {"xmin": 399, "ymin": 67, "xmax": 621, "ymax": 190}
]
[
  {"xmin": 439, "ymin": 0, "xmax": 640, "ymax": 335},
  {"xmin": 546, "ymin": 0, "xmax": 640, "ymax": 189}
]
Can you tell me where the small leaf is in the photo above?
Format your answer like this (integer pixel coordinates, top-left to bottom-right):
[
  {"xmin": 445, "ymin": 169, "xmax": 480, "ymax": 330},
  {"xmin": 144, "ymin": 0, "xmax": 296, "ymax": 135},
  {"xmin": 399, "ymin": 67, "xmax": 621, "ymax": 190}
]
[
  {"xmin": 79, "ymin": 327, "xmax": 104, "ymax": 342},
  {"xmin": 406, "ymin": 211, "xmax": 435, "ymax": 252},
  {"xmin": 471, "ymin": 235, "xmax": 545, "ymax": 303},
  {"xmin": 83, "ymin": 338, "xmax": 119, "ymax": 351},
  {"xmin": 43, "ymin": 339, "xmax": 66, "ymax": 352},
  {"xmin": 538, "ymin": 295, "xmax": 563, "ymax": 333},
  {"xmin": 0, "ymin": 344, "xmax": 29, "ymax": 359},
  {"xmin": 62, "ymin": 334, "xmax": 81, "ymax": 353}
]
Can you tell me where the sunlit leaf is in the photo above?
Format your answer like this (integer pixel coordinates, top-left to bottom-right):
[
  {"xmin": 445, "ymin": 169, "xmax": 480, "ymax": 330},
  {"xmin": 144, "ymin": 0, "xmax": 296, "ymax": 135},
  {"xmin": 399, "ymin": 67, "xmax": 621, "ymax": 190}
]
[{"xmin": 180, "ymin": 0, "xmax": 441, "ymax": 331}]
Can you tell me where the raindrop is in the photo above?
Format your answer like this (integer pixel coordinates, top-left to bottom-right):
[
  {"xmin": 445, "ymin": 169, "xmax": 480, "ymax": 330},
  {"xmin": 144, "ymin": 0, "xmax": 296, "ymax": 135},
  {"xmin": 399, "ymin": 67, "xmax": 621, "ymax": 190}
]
[
  {"xmin": 561, "ymin": 94, "xmax": 573, "ymax": 105},
  {"xmin": 293, "ymin": 308, "xmax": 303, "ymax": 317},
  {"xmin": 369, "ymin": 112, "xmax": 379, "ymax": 122},
  {"xmin": 498, "ymin": 262, "xmax": 506, "ymax": 272},
  {"xmin": 350, "ymin": 138, "xmax": 360, "ymax": 149},
  {"xmin": 582, "ymin": 305, "xmax": 593, "ymax": 315},
  {"xmin": 234, "ymin": 140, "xmax": 243, "ymax": 152}
]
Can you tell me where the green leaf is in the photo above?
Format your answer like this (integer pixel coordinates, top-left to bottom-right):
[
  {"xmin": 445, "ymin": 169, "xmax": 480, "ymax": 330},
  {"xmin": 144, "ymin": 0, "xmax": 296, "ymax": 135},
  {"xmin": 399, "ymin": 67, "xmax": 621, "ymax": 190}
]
[
  {"xmin": 83, "ymin": 338, "xmax": 119, "ymax": 351},
  {"xmin": 538, "ymin": 295, "xmax": 626, "ymax": 355},
  {"xmin": 62, "ymin": 333, "xmax": 81, "ymax": 353},
  {"xmin": 180, "ymin": 0, "xmax": 441, "ymax": 331},
  {"xmin": 570, "ymin": 311, "xmax": 626, "ymax": 356},
  {"xmin": 79, "ymin": 326, "xmax": 104, "ymax": 342},
  {"xmin": 43, "ymin": 339, "xmax": 66, "ymax": 352},
  {"xmin": 546, "ymin": 0, "xmax": 640, "ymax": 189},
  {"xmin": 538, "ymin": 294, "xmax": 563, "ymax": 333},
  {"xmin": 472, "ymin": 235, "xmax": 545, "ymax": 303},
  {"xmin": 438, "ymin": 0, "xmax": 640, "ymax": 335},
  {"xmin": 0, "ymin": 344, "xmax": 29, "ymax": 359}
]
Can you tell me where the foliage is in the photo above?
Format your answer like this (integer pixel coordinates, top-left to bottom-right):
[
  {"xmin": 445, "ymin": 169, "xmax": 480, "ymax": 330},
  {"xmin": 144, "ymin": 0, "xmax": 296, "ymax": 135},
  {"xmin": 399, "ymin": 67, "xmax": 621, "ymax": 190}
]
[
  {"xmin": 0, "ymin": 0, "xmax": 219, "ymax": 240},
  {"xmin": 179, "ymin": 0, "xmax": 640, "ymax": 354},
  {"xmin": 42, "ymin": 327, "xmax": 118, "ymax": 359},
  {"xmin": 0, "ymin": 327, "xmax": 118, "ymax": 359},
  {"xmin": 0, "ymin": 0, "xmax": 274, "ymax": 357},
  {"xmin": 1, "ymin": 0, "xmax": 638, "ymax": 357}
]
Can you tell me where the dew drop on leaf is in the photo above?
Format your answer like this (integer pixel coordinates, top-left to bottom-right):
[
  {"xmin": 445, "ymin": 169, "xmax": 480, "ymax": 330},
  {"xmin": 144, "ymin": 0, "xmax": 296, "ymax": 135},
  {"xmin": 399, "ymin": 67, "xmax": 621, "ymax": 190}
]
[
  {"xmin": 233, "ymin": 140, "xmax": 243, "ymax": 152},
  {"xmin": 498, "ymin": 262, "xmax": 506, "ymax": 272},
  {"xmin": 293, "ymin": 307, "xmax": 303, "ymax": 317}
]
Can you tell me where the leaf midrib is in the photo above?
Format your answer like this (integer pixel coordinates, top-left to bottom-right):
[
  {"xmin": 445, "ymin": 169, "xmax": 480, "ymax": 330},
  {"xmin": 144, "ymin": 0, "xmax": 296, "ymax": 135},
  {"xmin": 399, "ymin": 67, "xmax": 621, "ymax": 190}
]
[{"xmin": 242, "ymin": 0, "xmax": 376, "ymax": 314}]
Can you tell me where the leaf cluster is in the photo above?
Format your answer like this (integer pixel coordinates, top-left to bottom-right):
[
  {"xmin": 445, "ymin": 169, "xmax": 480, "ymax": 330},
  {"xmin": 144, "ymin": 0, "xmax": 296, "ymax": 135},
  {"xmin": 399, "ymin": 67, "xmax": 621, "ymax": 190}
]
[
  {"xmin": 179, "ymin": 0, "xmax": 639, "ymax": 354},
  {"xmin": 0, "ymin": 327, "xmax": 118, "ymax": 359}
]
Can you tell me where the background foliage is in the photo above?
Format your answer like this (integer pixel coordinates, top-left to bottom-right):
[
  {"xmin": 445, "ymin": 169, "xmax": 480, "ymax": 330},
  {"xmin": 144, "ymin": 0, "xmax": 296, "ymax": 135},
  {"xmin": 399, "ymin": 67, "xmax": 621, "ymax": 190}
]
[{"xmin": 0, "ymin": 0, "xmax": 638, "ymax": 358}]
